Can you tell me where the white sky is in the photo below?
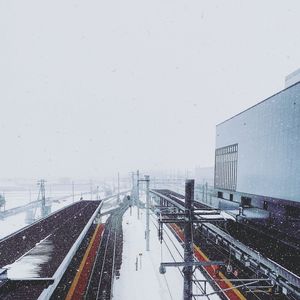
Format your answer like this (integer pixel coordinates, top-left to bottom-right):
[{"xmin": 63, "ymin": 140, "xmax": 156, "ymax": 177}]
[{"xmin": 1, "ymin": 0, "xmax": 300, "ymax": 179}]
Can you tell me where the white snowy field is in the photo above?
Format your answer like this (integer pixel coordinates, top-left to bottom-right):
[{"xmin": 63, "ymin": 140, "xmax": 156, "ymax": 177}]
[{"xmin": 113, "ymin": 204, "xmax": 220, "ymax": 300}]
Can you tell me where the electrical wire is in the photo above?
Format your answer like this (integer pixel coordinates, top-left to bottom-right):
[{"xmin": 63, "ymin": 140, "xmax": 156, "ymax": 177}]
[{"xmin": 150, "ymin": 213, "xmax": 211, "ymax": 300}]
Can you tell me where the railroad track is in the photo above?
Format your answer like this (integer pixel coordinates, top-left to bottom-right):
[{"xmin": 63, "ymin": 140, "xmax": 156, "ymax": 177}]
[
  {"xmin": 84, "ymin": 203, "xmax": 128, "ymax": 300},
  {"xmin": 220, "ymin": 220, "xmax": 300, "ymax": 277},
  {"xmin": 192, "ymin": 226, "xmax": 275, "ymax": 300},
  {"xmin": 155, "ymin": 189, "xmax": 300, "ymax": 275},
  {"xmin": 153, "ymin": 189, "xmax": 300, "ymax": 299},
  {"xmin": 154, "ymin": 210, "xmax": 282, "ymax": 299},
  {"xmin": 149, "ymin": 212, "xmax": 222, "ymax": 300}
]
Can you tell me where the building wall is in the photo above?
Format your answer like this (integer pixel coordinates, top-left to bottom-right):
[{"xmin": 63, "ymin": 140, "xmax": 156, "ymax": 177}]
[
  {"xmin": 215, "ymin": 82, "xmax": 300, "ymax": 203},
  {"xmin": 285, "ymin": 68, "xmax": 300, "ymax": 88}
]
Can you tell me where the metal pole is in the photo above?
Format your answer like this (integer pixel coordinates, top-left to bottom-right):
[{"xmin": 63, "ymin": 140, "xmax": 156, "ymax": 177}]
[
  {"xmin": 145, "ymin": 175, "xmax": 150, "ymax": 251},
  {"xmin": 183, "ymin": 179, "xmax": 194, "ymax": 300},
  {"xmin": 139, "ymin": 253, "xmax": 143, "ymax": 269},
  {"xmin": 131, "ymin": 172, "xmax": 135, "ymax": 211},
  {"xmin": 131, "ymin": 172, "xmax": 134, "ymax": 193},
  {"xmin": 90, "ymin": 180, "xmax": 93, "ymax": 200},
  {"xmin": 42, "ymin": 180, "xmax": 46, "ymax": 217},
  {"xmin": 137, "ymin": 170, "xmax": 140, "ymax": 220},
  {"xmin": 117, "ymin": 172, "xmax": 120, "ymax": 203},
  {"xmin": 38, "ymin": 179, "xmax": 46, "ymax": 218}
]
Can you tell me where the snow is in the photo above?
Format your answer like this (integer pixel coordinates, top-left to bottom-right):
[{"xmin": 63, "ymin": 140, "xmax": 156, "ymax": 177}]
[
  {"xmin": 113, "ymin": 201, "xmax": 220, "ymax": 300},
  {"xmin": 100, "ymin": 195, "xmax": 120, "ymax": 213},
  {"xmin": 113, "ymin": 206, "xmax": 181, "ymax": 300},
  {"xmin": 0, "ymin": 212, "xmax": 28, "ymax": 239},
  {"xmin": 97, "ymin": 195, "xmax": 121, "ymax": 223},
  {"xmin": 223, "ymin": 208, "xmax": 270, "ymax": 220},
  {"xmin": 1, "ymin": 190, "xmax": 223, "ymax": 299},
  {"xmin": 5, "ymin": 236, "xmax": 53, "ymax": 279},
  {"xmin": 0, "ymin": 190, "xmax": 91, "ymax": 240},
  {"xmin": 220, "ymin": 211, "xmax": 236, "ymax": 221}
]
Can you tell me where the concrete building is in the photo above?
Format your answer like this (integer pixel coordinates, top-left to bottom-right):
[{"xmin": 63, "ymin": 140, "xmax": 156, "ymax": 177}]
[{"xmin": 214, "ymin": 70, "xmax": 300, "ymax": 228}]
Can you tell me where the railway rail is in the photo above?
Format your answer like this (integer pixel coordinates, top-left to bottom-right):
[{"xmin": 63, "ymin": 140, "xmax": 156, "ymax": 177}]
[
  {"xmin": 150, "ymin": 212, "xmax": 226, "ymax": 300},
  {"xmin": 151, "ymin": 189, "xmax": 300, "ymax": 299},
  {"xmin": 85, "ymin": 202, "xmax": 128, "ymax": 300},
  {"xmin": 220, "ymin": 220, "xmax": 300, "ymax": 276}
]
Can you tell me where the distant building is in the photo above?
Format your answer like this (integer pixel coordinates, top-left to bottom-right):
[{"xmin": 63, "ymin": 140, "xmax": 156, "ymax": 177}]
[{"xmin": 214, "ymin": 70, "xmax": 300, "ymax": 228}]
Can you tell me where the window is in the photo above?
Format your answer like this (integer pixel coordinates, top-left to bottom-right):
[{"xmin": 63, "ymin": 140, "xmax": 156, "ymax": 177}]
[
  {"xmin": 285, "ymin": 205, "xmax": 300, "ymax": 219},
  {"xmin": 214, "ymin": 143, "xmax": 238, "ymax": 191},
  {"xmin": 263, "ymin": 201, "xmax": 268, "ymax": 210},
  {"xmin": 241, "ymin": 196, "xmax": 251, "ymax": 207}
]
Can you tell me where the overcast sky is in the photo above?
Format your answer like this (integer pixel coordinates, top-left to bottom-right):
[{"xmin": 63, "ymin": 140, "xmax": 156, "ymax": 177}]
[{"xmin": 1, "ymin": 0, "xmax": 300, "ymax": 180}]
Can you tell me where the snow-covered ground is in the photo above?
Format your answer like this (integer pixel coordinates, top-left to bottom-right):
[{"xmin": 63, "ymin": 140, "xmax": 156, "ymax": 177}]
[{"xmin": 113, "ymin": 203, "xmax": 220, "ymax": 300}]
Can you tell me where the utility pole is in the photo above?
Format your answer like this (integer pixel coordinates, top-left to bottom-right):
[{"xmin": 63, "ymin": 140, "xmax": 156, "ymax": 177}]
[
  {"xmin": 138, "ymin": 175, "xmax": 151, "ymax": 251},
  {"xmin": 137, "ymin": 169, "xmax": 140, "ymax": 219},
  {"xmin": 96, "ymin": 185, "xmax": 99, "ymax": 200},
  {"xmin": 158, "ymin": 179, "xmax": 225, "ymax": 300},
  {"xmin": 38, "ymin": 179, "xmax": 46, "ymax": 218},
  {"xmin": 72, "ymin": 181, "xmax": 75, "ymax": 203},
  {"xmin": 145, "ymin": 175, "xmax": 150, "ymax": 251},
  {"xmin": 90, "ymin": 180, "xmax": 93, "ymax": 200},
  {"xmin": 117, "ymin": 172, "xmax": 120, "ymax": 203},
  {"xmin": 138, "ymin": 175, "xmax": 150, "ymax": 251},
  {"xmin": 183, "ymin": 179, "xmax": 194, "ymax": 300},
  {"xmin": 131, "ymin": 172, "xmax": 135, "ymax": 214}
]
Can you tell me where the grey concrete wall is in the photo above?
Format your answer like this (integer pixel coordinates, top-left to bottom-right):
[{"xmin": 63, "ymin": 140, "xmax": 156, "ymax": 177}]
[{"xmin": 216, "ymin": 83, "xmax": 300, "ymax": 203}]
